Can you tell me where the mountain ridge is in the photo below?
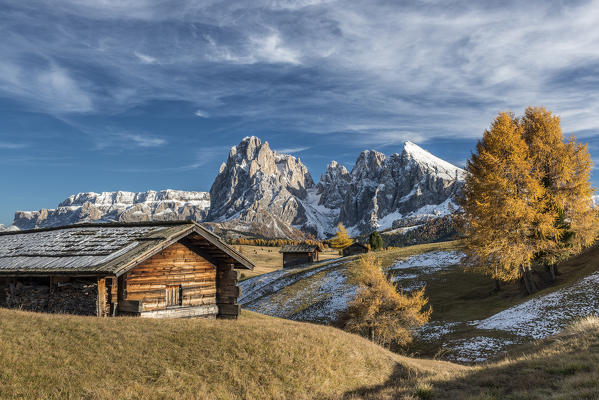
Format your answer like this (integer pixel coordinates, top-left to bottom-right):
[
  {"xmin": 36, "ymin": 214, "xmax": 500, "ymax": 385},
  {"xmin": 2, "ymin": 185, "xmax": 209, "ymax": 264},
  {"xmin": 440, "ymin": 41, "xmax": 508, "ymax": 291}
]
[{"xmin": 7, "ymin": 137, "xmax": 465, "ymax": 239}]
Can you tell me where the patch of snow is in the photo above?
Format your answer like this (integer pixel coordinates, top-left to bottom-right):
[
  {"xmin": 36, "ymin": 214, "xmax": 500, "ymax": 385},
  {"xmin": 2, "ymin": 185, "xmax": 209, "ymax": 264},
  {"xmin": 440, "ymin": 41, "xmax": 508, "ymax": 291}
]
[
  {"xmin": 391, "ymin": 273, "xmax": 419, "ymax": 282},
  {"xmin": 296, "ymin": 188, "xmax": 339, "ymax": 239},
  {"xmin": 418, "ymin": 321, "xmax": 460, "ymax": 341},
  {"xmin": 388, "ymin": 250, "xmax": 464, "ymax": 272},
  {"xmin": 382, "ymin": 225, "xmax": 422, "ymax": 235},
  {"xmin": 375, "ymin": 210, "xmax": 403, "ymax": 231},
  {"xmin": 449, "ymin": 336, "xmax": 515, "ymax": 363},
  {"xmin": 240, "ymin": 258, "xmax": 357, "ymax": 323},
  {"xmin": 408, "ymin": 198, "xmax": 457, "ymax": 218},
  {"xmin": 476, "ymin": 271, "xmax": 599, "ymax": 339}
]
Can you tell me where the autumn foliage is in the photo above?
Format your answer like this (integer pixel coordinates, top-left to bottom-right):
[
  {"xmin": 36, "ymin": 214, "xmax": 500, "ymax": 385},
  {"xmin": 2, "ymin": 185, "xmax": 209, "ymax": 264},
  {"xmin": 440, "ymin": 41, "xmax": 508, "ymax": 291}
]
[
  {"xmin": 329, "ymin": 223, "xmax": 353, "ymax": 249},
  {"xmin": 344, "ymin": 254, "xmax": 431, "ymax": 347},
  {"xmin": 459, "ymin": 107, "xmax": 596, "ymax": 293}
]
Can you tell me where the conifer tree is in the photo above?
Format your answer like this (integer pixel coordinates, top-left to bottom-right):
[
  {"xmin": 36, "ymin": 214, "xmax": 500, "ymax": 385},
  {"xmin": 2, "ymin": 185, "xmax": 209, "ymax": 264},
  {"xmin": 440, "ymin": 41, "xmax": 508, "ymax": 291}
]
[
  {"xmin": 459, "ymin": 112, "xmax": 553, "ymax": 293},
  {"xmin": 329, "ymin": 223, "xmax": 353, "ymax": 249},
  {"xmin": 460, "ymin": 108, "xmax": 597, "ymax": 294},
  {"xmin": 344, "ymin": 255, "xmax": 431, "ymax": 347},
  {"xmin": 369, "ymin": 231, "xmax": 383, "ymax": 251},
  {"xmin": 520, "ymin": 107, "xmax": 596, "ymax": 280}
]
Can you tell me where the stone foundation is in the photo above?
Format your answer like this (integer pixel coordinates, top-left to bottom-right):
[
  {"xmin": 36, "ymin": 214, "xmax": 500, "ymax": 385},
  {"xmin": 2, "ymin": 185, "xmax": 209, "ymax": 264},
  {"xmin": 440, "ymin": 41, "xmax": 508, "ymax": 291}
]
[{"xmin": 0, "ymin": 277, "xmax": 98, "ymax": 316}]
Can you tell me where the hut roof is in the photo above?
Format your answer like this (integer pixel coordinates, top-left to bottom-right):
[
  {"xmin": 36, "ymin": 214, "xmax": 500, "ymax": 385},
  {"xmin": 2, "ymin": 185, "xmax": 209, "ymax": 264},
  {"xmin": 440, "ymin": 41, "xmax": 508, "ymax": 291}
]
[
  {"xmin": 346, "ymin": 242, "xmax": 368, "ymax": 249},
  {"xmin": 0, "ymin": 221, "xmax": 254, "ymax": 275},
  {"xmin": 279, "ymin": 244, "xmax": 320, "ymax": 254}
]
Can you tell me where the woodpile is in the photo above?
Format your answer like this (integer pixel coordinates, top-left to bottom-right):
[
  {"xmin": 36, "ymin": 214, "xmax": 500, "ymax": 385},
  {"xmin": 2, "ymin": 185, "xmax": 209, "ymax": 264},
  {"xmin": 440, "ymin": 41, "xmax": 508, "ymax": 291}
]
[{"xmin": 1, "ymin": 278, "xmax": 97, "ymax": 315}]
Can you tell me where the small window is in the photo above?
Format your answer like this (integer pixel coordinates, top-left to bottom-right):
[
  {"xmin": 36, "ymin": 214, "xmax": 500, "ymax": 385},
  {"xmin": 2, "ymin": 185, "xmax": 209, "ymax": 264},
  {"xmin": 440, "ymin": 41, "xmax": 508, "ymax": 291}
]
[{"xmin": 166, "ymin": 285, "xmax": 183, "ymax": 307}]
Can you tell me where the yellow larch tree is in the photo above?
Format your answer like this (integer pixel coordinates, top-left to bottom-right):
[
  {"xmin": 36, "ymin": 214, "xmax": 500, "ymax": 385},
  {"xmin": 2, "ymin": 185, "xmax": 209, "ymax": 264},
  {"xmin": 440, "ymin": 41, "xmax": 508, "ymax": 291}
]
[
  {"xmin": 329, "ymin": 222, "xmax": 353, "ymax": 249},
  {"xmin": 344, "ymin": 254, "xmax": 430, "ymax": 347},
  {"xmin": 520, "ymin": 106, "xmax": 597, "ymax": 280},
  {"xmin": 459, "ymin": 112, "xmax": 555, "ymax": 293}
]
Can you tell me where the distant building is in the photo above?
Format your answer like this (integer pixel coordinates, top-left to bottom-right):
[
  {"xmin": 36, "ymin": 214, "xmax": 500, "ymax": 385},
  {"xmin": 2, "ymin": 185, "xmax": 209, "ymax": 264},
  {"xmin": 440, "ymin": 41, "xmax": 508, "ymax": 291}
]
[
  {"xmin": 342, "ymin": 242, "xmax": 369, "ymax": 257},
  {"xmin": 0, "ymin": 221, "xmax": 254, "ymax": 319},
  {"xmin": 280, "ymin": 244, "xmax": 320, "ymax": 268}
]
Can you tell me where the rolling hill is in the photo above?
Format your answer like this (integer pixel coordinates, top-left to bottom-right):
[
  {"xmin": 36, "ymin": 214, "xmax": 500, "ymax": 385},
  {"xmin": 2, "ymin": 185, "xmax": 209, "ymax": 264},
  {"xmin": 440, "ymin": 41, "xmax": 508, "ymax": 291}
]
[
  {"xmin": 1, "ymin": 307, "xmax": 599, "ymax": 399},
  {"xmin": 240, "ymin": 241, "xmax": 599, "ymax": 363}
]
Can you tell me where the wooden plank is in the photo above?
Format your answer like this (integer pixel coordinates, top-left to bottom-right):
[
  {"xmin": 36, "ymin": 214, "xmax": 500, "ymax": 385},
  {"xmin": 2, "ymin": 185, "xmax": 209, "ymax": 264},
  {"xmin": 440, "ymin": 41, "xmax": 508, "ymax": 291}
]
[
  {"xmin": 218, "ymin": 303, "xmax": 240, "ymax": 316},
  {"xmin": 97, "ymin": 277, "xmax": 107, "ymax": 317}
]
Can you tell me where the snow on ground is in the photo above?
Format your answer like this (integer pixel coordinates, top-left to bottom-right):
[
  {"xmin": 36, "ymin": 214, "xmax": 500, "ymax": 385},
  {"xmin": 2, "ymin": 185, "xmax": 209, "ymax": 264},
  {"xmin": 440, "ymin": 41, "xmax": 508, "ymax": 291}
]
[
  {"xmin": 239, "ymin": 258, "xmax": 356, "ymax": 323},
  {"xmin": 418, "ymin": 321, "xmax": 460, "ymax": 341},
  {"xmin": 444, "ymin": 270, "xmax": 599, "ymax": 362},
  {"xmin": 388, "ymin": 250, "xmax": 464, "ymax": 272},
  {"xmin": 449, "ymin": 337, "xmax": 515, "ymax": 363},
  {"xmin": 240, "ymin": 246, "xmax": 599, "ymax": 364},
  {"xmin": 477, "ymin": 271, "xmax": 599, "ymax": 339}
]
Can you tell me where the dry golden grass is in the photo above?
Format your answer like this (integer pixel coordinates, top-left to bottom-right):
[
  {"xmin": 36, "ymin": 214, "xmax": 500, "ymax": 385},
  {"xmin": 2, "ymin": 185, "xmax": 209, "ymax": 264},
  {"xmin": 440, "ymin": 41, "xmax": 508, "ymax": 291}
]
[
  {"xmin": 1, "ymin": 306, "xmax": 598, "ymax": 399},
  {"xmin": 0, "ymin": 308, "xmax": 460, "ymax": 400},
  {"xmin": 235, "ymin": 245, "xmax": 341, "ymax": 278}
]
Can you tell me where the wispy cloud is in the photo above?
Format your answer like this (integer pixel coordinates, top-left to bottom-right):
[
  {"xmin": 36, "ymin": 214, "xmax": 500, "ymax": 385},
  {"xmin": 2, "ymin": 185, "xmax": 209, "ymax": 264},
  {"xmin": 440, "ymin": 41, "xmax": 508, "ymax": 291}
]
[
  {"xmin": 134, "ymin": 51, "xmax": 158, "ymax": 64},
  {"xmin": 0, "ymin": 142, "xmax": 28, "ymax": 149},
  {"xmin": 194, "ymin": 110, "xmax": 209, "ymax": 118},
  {"xmin": 1, "ymin": 0, "xmax": 599, "ymax": 142},
  {"xmin": 276, "ymin": 146, "xmax": 310, "ymax": 154},
  {"xmin": 120, "ymin": 133, "xmax": 166, "ymax": 148}
]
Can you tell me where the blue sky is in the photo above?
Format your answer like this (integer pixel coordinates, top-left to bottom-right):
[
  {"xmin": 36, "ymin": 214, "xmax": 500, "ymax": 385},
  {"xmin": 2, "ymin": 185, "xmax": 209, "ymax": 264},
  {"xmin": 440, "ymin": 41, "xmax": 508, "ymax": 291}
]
[{"xmin": 2, "ymin": 0, "xmax": 599, "ymax": 225}]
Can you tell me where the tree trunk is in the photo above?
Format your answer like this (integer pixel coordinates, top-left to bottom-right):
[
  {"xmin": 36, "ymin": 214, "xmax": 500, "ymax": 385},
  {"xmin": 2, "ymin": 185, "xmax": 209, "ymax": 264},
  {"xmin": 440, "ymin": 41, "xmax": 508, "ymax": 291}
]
[
  {"xmin": 554, "ymin": 264, "xmax": 561, "ymax": 276},
  {"xmin": 549, "ymin": 264, "xmax": 557, "ymax": 282},
  {"xmin": 494, "ymin": 279, "xmax": 501, "ymax": 292},
  {"xmin": 520, "ymin": 267, "xmax": 536, "ymax": 295},
  {"xmin": 525, "ymin": 268, "xmax": 537, "ymax": 294},
  {"xmin": 368, "ymin": 326, "xmax": 375, "ymax": 342},
  {"xmin": 545, "ymin": 264, "xmax": 556, "ymax": 282}
]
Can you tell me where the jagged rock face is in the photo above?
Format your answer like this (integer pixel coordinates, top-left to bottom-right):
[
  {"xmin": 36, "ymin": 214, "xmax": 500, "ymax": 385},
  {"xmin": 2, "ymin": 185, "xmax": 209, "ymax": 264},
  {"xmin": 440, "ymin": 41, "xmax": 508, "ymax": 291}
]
[
  {"xmin": 319, "ymin": 142, "xmax": 465, "ymax": 234},
  {"xmin": 316, "ymin": 161, "xmax": 351, "ymax": 209},
  {"xmin": 12, "ymin": 190, "xmax": 210, "ymax": 230},
  {"xmin": 207, "ymin": 136, "xmax": 315, "ymax": 237}
]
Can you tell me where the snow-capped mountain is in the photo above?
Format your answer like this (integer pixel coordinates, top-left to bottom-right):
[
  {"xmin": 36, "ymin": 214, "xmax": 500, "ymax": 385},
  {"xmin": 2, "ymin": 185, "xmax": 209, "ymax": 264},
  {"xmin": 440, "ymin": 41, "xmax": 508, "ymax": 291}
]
[
  {"xmin": 209, "ymin": 137, "xmax": 464, "ymax": 238},
  {"xmin": 7, "ymin": 137, "xmax": 464, "ymax": 239},
  {"xmin": 11, "ymin": 190, "xmax": 210, "ymax": 230},
  {"xmin": 323, "ymin": 141, "xmax": 465, "ymax": 235}
]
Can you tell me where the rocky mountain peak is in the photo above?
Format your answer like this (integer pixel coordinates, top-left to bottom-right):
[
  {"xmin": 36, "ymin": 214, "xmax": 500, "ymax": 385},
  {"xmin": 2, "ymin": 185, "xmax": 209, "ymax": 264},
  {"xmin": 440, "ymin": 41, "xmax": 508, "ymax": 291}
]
[
  {"xmin": 400, "ymin": 141, "xmax": 465, "ymax": 180},
  {"xmin": 351, "ymin": 150, "xmax": 386, "ymax": 180},
  {"xmin": 207, "ymin": 137, "xmax": 314, "ymax": 238},
  {"xmin": 316, "ymin": 161, "xmax": 351, "ymax": 209}
]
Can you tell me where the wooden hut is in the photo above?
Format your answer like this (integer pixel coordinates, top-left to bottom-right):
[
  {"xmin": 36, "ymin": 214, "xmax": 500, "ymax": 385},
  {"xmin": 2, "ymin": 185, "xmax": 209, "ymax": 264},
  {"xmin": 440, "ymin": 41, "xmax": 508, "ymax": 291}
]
[
  {"xmin": 280, "ymin": 244, "xmax": 320, "ymax": 268},
  {"xmin": 0, "ymin": 221, "xmax": 254, "ymax": 319},
  {"xmin": 342, "ymin": 242, "xmax": 369, "ymax": 257}
]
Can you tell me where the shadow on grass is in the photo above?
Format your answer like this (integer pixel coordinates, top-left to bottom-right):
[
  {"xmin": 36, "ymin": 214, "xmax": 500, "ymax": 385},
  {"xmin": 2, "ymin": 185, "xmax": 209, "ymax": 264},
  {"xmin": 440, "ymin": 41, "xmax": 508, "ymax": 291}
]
[
  {"xmin": 342, "ymin": 332, "xmax": 599, "ymax": 400},
  {"xmin": 342, "ymin": 362, "xmax": 420, "ymax": 399}
]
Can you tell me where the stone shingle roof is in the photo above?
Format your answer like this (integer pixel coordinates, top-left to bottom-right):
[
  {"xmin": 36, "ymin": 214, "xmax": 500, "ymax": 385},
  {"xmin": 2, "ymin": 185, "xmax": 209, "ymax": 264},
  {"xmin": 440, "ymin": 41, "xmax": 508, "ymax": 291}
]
[
  {"xmin": 0, "ymin": 221, "xmax": 254, "ymax": 275},
  {"xmin": 279, "ymin": 244, "xmax": 320, "ymax": 254}
]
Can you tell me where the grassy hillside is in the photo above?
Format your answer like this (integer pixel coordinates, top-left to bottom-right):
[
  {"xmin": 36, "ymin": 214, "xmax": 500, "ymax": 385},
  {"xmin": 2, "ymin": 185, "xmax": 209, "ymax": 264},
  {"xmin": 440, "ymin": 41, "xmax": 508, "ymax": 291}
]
[
  {"xmin": 1, "ymin": 306, "xmax": 599, "ymax": 399},
  {"xmin": 0, "ymin": 308, "xmax": 459, "ymax": 400}
]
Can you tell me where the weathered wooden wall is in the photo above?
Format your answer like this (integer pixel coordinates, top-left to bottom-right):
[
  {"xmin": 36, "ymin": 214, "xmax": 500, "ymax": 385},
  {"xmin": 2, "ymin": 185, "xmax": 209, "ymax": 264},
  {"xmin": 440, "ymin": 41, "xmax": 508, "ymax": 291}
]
[
  {"xmin": 216, "ymin": 263, "xmax": 241, "ymax": 319},
  {"xmin": 282, "ymin": 253, "xmax": 315, "ymax": 268},
  {"xmin": 123, "ymin": 242, "xmax": 218, "ymax": 315}
]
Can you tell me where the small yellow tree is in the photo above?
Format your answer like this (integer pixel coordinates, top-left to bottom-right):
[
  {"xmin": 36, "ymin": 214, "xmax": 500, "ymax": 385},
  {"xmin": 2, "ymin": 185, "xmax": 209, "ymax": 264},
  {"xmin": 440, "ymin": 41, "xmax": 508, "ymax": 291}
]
[
  {"xmin": 329, "ymin": 223, "xmax": 353, "ymax": 249},
  {"xmin": 344, "ymin": 255, "xmax": 431, "ymax": 347}
]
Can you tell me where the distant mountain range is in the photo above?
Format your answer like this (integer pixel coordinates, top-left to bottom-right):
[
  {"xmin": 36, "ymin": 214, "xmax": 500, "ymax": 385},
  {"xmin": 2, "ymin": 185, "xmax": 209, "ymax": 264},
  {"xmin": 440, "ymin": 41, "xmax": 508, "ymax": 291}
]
[{"xmin": 3, "ymin": 137, "xmax": 465, "ymax": 239}]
